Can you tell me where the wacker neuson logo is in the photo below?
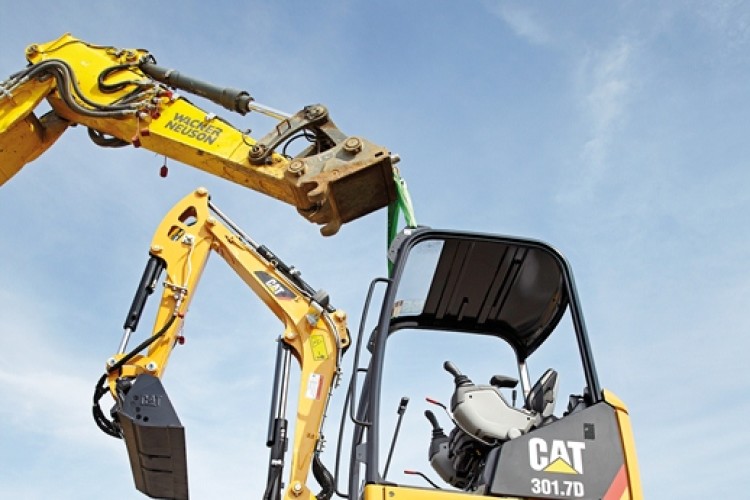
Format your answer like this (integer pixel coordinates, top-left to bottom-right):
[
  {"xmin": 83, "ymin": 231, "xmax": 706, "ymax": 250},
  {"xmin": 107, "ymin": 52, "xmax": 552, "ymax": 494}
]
[
  {"xmin": 164, "ymin": 112, "xmax": 224, "ymax": 145},
  {"xmin": 529, "ymin": 438, "xmax": 586, "ymax": 475}
]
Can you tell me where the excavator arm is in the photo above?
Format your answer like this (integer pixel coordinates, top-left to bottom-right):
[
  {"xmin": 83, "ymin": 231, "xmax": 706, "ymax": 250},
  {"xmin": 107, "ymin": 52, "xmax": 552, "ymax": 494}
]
[
  {"xmin": 94, "ymin": 187, "xmax": 349, "ymax": 499},
  {"xmin": 1, "ymin": 33, "xmax": 397, "ymax": 235}
]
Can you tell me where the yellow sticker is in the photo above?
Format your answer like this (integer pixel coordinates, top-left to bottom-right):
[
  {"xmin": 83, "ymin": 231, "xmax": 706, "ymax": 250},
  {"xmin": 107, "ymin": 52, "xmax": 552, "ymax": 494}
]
[{"xmin": 310, "ymin": 333, "xmax": 328, "ymax": 361}]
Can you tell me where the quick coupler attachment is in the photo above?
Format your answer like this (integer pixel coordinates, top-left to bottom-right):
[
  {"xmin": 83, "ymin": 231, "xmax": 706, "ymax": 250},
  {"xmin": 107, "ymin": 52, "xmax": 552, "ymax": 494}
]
[{"xmin": 115, "ymin": 374, "xmax": 188, "ymax": 500}]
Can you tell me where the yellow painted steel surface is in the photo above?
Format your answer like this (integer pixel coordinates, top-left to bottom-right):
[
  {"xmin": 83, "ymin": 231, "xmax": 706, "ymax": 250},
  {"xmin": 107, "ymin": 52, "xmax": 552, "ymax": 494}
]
[
  {"xmin": 107, "ymin": 188, "xmax": 349, "ymax": 499},
  {"xmin": 24, "ymin": 34, "xmax": 291, "ymax": 200},
  {"xmin": 603, "ymin": 389, "xmax": 643, "ymax": 500},
  {"xmin": 1, "ymin": 34, "xmax": 396, "ymax": 234},
  {"xmin": 363, "ymin": 484, "xmax": 521, "ymax": 500}
]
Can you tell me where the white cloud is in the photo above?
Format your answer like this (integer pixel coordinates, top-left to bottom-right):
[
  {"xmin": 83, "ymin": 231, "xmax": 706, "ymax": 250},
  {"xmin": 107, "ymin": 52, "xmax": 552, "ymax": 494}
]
[
  {"xmin": 561, "ymin": 39, "xmax": 635, "ymax": 201},
  {"xmin": 483, "ymin": 1, "xmax": 552, "ymax": 46}
]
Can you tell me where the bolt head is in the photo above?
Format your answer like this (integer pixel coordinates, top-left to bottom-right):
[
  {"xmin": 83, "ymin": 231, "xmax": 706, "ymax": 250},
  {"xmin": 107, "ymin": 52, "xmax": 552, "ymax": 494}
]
[
  {"xmin": 343, "ymin": 137, "xmax": 362, "ymax": 153},
  {"xmin": 287, "ymin": 160, "xmax": 306, "ymax": 177},
  {"xmin": 250, "ymin": 144, "xmax": 268, "ymax": 159},
  {"xmin": 305, "ymin": 105, "xmax": 325, "ymax": 120}
]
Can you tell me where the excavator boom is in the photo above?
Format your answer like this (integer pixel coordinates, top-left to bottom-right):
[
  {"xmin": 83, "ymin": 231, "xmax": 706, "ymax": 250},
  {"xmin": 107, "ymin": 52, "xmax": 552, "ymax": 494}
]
[
  {"xmin": 0, "ymin": 34, "xmax": 397, "ymax": 235},
  {"xmin": 94, "ymin": 188, "xmax": 349, "ymax": 499}
]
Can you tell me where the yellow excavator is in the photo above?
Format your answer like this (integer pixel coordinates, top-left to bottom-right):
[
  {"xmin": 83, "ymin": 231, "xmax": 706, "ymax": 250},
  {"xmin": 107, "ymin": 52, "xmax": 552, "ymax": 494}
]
[
  {"xmin": 0, "ymin": 33, "xmax": 398, "ymax": 235},
  {"xmin": 2, "ymin": 33, "xmax": 641, "ymax": 500},
  {"xmin": 94, "ymin": 188, "xmax": 642, "ymax": 499},
  {"xmin": 92, "ymin": 188, "xmax": 349, "ymax": 499}
]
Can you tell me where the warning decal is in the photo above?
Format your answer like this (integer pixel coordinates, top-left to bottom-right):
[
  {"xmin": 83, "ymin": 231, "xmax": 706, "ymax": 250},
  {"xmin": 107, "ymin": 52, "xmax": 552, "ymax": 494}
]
[
  {"xmin": 305, "ymin": 373, "xmax": 324, "ymax": 400},
  {"xmin": 310, "ymin": 333, "xmax": 329, "ymax": 361}
]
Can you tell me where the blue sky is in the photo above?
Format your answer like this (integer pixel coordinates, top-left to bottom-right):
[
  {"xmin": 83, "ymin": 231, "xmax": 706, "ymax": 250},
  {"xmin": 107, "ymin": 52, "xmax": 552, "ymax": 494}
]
[{"xmin": 1, "ymin": 1, "xmax": 749, "ymax": 498}]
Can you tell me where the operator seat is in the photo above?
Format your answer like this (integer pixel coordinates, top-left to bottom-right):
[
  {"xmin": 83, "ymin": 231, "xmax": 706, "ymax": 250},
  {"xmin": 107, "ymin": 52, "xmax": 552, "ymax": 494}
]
[{"xmin": 524, "ymin": 369, "xmax": 559, "ymax": 425}]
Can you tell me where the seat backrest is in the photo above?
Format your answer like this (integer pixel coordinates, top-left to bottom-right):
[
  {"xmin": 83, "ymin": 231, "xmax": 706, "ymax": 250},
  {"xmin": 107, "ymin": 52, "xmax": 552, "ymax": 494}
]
[{"xmin": 525, "ymin": 368, "xmax": 559, "ymax": 419}]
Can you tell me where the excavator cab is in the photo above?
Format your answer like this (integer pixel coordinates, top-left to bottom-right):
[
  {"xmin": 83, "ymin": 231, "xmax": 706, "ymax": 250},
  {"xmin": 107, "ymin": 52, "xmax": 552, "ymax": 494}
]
[{"xmin": 346, "ymin": 228, "xmax": 642, "ymax": 499}]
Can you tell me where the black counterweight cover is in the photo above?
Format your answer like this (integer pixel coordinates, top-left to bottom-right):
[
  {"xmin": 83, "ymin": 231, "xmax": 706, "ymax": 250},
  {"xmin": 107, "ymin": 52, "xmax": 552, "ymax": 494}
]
[{"xmin": 483, "ymin": 402, "xmax": 626, "ymax": 499}]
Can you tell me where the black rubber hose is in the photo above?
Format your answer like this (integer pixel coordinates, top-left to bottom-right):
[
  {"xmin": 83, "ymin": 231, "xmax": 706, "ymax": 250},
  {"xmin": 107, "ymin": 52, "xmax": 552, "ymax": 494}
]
[{"xmin": 312, "ymin": 453, "xmax": 335, "ymax": 500}]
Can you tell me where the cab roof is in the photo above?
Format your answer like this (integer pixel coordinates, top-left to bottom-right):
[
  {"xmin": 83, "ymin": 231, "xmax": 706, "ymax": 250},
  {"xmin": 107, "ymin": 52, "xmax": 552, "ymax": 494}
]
[{"xmin": 389, "ymin": 230, "xmax": 571, "ymax": 361}]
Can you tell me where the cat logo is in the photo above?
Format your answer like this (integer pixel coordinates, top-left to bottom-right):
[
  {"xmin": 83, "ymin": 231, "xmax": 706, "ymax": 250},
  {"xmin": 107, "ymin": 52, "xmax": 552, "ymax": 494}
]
[
  {"xmin": 529, "ymin": 438, "xmax": 586, "ymax": 475},
  {"xmin": 255, "ymin": 271, "xmax": 295, "ymax": 300}
]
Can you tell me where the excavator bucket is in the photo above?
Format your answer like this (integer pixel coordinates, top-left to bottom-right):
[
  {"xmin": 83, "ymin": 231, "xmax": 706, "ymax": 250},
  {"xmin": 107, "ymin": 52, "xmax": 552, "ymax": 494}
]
[{"xmin": 115, "ymin": 374, "xmax": 189, "ymax": 500}]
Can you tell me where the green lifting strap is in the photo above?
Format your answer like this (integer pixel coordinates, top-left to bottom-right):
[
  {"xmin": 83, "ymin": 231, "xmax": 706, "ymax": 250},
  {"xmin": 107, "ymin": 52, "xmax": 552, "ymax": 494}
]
[{"xmin": 387, "ymin": 167, "xmax": 417, "ymax": 275}]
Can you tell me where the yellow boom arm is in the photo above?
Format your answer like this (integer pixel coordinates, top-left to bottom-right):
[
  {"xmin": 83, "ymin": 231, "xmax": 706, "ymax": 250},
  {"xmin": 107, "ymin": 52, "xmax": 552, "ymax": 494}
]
[
  {"xmin": 1, "ymin": 34, "xmax": 396, "ymax": 235},
  {"xmin": 96, "ymin": 188, "xmax": 349, "ymax": 499}
]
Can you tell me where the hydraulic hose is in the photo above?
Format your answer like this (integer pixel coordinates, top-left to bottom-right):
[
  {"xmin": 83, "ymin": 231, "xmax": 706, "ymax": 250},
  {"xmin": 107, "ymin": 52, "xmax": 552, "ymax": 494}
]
[
  {"xmin": 312, "ymin": 453, "xmax": 335, "ymax": 500},
  {"xmin": 91, "ymin": 313, "xmax": 177, "ymax": 438}
]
